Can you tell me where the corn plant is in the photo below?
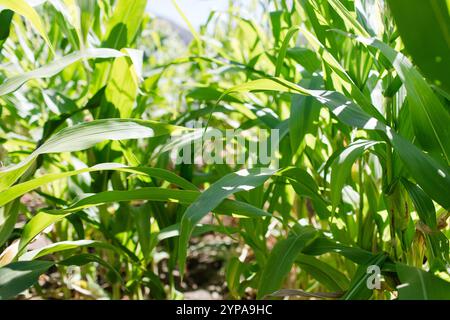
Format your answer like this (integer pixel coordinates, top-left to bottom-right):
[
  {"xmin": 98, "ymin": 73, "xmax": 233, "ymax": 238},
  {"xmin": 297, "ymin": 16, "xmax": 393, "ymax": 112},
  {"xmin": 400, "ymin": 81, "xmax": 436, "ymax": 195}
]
[{"xmin": 0, "ymin": 0, "xmax": 449, "ymax": 300}]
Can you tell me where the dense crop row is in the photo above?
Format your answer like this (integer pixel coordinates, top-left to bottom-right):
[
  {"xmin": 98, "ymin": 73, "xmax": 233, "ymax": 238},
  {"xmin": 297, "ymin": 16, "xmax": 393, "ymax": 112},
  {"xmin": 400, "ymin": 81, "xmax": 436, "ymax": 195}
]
[{"xmin": 0, "ymin": 0, "xmax": 449, "ymax": 300}]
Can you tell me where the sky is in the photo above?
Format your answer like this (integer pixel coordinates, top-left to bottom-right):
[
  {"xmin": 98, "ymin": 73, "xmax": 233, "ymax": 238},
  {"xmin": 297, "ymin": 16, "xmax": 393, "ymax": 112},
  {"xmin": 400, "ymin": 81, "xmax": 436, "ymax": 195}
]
[{"xmin": 147, "ymin": 0, "xmax": 231, "ymax": 30}]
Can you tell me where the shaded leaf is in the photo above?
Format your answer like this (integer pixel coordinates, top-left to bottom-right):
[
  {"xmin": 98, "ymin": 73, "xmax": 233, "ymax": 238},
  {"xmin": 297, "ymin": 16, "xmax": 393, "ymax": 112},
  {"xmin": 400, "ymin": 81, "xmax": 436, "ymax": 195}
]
[
  {"xmin": 397, "ymin": 264, "xmax": 450, "ymax": 300},
  {"xmin": 0, "ymin": 260, "xmax": 53, "ymax": 299}
]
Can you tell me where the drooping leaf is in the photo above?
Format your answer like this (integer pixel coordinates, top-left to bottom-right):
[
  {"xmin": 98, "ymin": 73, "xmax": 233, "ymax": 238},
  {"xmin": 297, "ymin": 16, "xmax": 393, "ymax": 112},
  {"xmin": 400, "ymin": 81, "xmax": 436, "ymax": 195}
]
[
  {"xmin": 0, "ymin": 163, "xmax": 197, "ymax": 247},
  {"xmin": 18, "ymin": 240, "xmax": 115, "ymax": 261},
  {"xmin": 302, "ymin": 236, "xmax": 375, "ymax": 265},
  {"xmin": 18, "ymin": 187, "xmax": 271, "ymax": 255},
  {"xmin": 0, "ymin": 48, "xmax": 123, "ymax": 96}
]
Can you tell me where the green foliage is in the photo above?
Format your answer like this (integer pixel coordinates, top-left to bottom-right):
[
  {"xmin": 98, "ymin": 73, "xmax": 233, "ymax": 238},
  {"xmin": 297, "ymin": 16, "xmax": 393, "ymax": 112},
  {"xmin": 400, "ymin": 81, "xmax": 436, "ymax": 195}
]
[
  {"xmin": 0, "ymin": 0, "xmax": 449, "ymax": 300},
  {"xmin": 387, "ymin": 0, "xmax": 450, "ymax": 97}
]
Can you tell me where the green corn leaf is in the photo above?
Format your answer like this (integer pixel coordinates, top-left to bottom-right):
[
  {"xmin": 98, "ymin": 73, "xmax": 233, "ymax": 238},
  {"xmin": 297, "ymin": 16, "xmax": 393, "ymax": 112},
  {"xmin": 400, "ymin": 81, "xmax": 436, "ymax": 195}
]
[
  {"xmin": 302, "ymin": 236, "xmax": 375, "ymax": 265},
  {"xmin": 42, "ymin": 188, "xmax": 270, "ymax": 218},
  {"xmin": 289, "ymin": 74, "xmax": 322, "ymax": 153},
  {"xmin": 0, "ymin": 0, "xmax": 54, "ymax": 53},
  {"xmin": 396, "ymin": 264, "xmax": 450, "ymax": 300},
  {"xmin": 18, "ymin": 187, "xmax": 271, "ymax": 255},
  {"xmin": 0, "ymin": 164, "xmax": 197, "ymax": 247},
  {"xmin": 286, "ymin": 47, "xmax": 321, "ymax": 73},
  {"xmin": 347, "ymin": 34, "xmax": 450, "ymax": 163},
  {"xmin": 0, "ymin": 251, "xmax": 124, "ymax": 299},
  {"xmin": 57, "ymin": 253, "xmax": 121, "ymax": 281},
  {"xmin": 18, "ymin": 240, "xmax": 115, "ymax": 261},
  {"xmin": 77, "ymin": 0, "xmax": 96, "ymax": 44},
  {"xmin": 327, "ymin": 0, "xmax": 450, "ymax": 134},
  {"xmin": 47, "ymin": 0, "xmax": 83, "ymax": 47},
  {"xmin": 296, "ymin": 254, "xmax": 350, "ymax": 292},
  {"xmin": 257, "ymin": 225, "xmax": 319, "ymax": 298},
  {"xmin": 226, "ymin": 257, "xmax": 246, "ymax": 299},
  {"xmin": 101, "ymin": 51, "xmax": 141, "ymax": 118},
  {"xmin": 186, "ymin": 87, "xmax": 242, "ymax": 103},
  {"xmin": 88, "ymin": 0, "xmax": 146, "ymax": 95},
  {"xmin": 0, "ymin": 119, "xmax": 186, "ymax": 192},
  {"xmin": 270, "ymin": 10, "xmax": 283, "ymax": 45},
  {"xmin": 221, "ymin": 77, "xmax": 450, "ymax": 209},
  {"xmin": 402, "ymin": 179, "xmax": 449, "ymax": 268},
  {"xmin": 0, "ymin": 48, "xmax": 123, "ymax": 96},
  {"xmin": 0, "ymin": 260, "xmax": 54, "ymax": 299},
  {"xmin": 401, "ymin": 179, "xmax": 437, "ymax": 229},
  {"xmin": 342, "ymin": 253, "xmax": 387, "ymax": 300},
  {"xmin": 157, "ymin": 223, "xmax": 238, "ymax": 243},
  {"xmin": 0, "ymin": 9, "xmax": 13, "ymax": 50},
  {"xmin": 132, "ymin": 204, "xmax": 152, "ymax": 261},
  {"xmin": 327, "ymin": 0, "xmax": 370, "ymax": 38},
  {"xmin": 0, "ymin": 253, "xmax": 122, "ymax": 299},
  {"xmin": 298, "ymin": 27, "xmax": 384, "ymax": 121},
  {"xmin": 178, "ymin": 168, "xmax": 276, "ymax": 278},
  {"xmin": 170, "ymin": 0, "xmax": 202, "ymax": 50},
  {"xmin": 330, "ymin": 140, "xmax": 381, "ymax": 209},
  {"xmin": 276, "ymin": 167, "xmax": 322, "ymax": 200},
  {"xmin": 277, "ymin": 166, "xmax": 330, "ymax": 219},
  {"xmin": 275, "ymin": 26, "xmax": 301, "ymax": 77},
  {"xmin": 18, "ymin": 212, "xmax": 71, "ymax": 255},
  {"xmin": 3, "ymin": 161, "xmax": 201, "ymax": 201},
  {"xmin": 387, "ymin": 0, "xmax": 450, "ymax": 97},
  {"xmin": 102, "ymin": 0, "xmax": 147, "ymax": 49}
]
